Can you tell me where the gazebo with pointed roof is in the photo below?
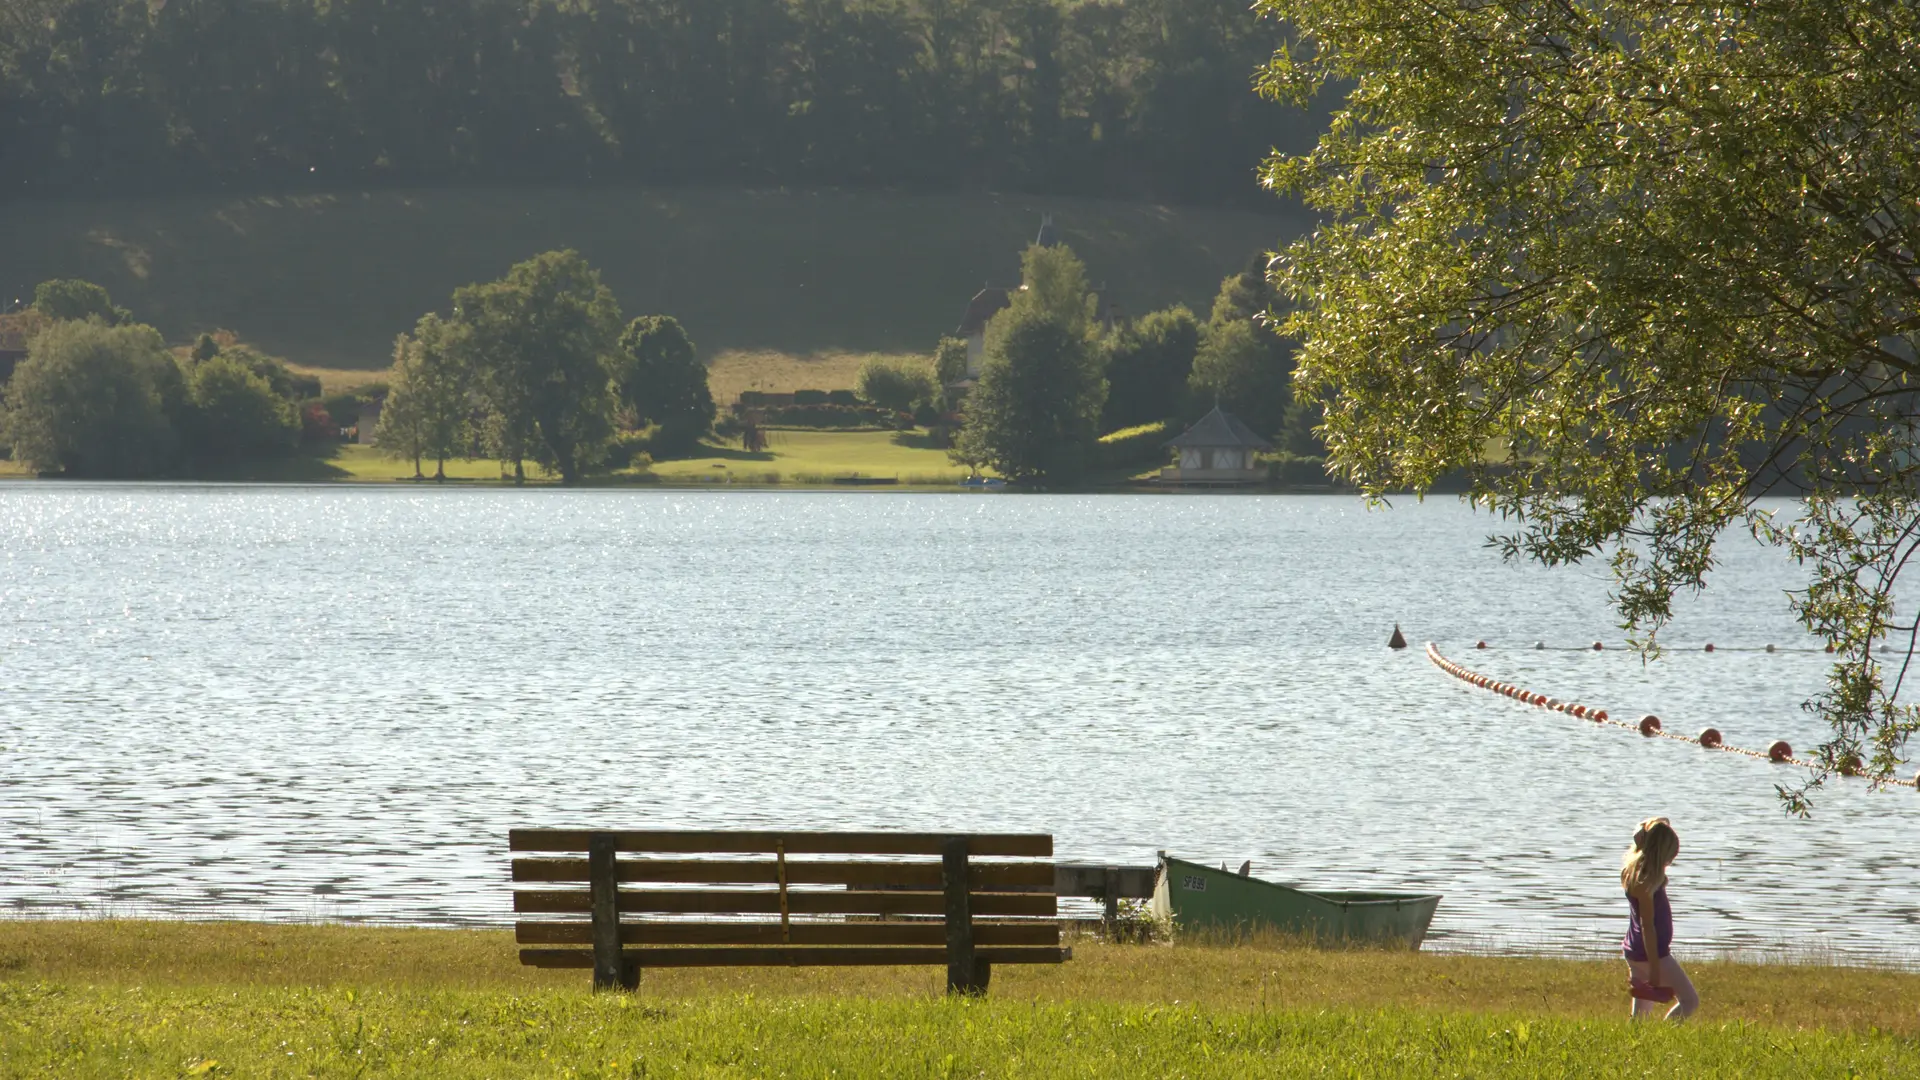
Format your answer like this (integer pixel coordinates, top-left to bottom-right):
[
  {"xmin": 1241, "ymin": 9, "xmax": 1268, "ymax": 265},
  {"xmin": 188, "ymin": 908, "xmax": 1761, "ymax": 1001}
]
[{"xmin": 1160, "ymin": 405, "xmax": 1271, "ymax": 484}]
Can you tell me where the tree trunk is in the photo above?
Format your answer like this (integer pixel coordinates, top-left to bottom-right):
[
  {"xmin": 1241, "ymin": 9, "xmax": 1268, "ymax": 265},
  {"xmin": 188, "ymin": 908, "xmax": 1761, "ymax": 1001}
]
[
  {"xmin": 434, "ymin": 458, "xmax": 446, "ymax": 481},
  {"xmin": 412, "ymin": 454, "xmax": 423, "ymax": 479},
  {"xmin": 513, "ymin": 459, "xmax": 525, "ymax": 485}
]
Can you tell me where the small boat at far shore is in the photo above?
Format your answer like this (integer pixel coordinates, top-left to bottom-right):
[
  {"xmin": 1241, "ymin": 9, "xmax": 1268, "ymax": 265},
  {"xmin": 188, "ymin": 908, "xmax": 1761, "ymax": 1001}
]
[{"xmin": 1151, "ymin": 854, "xmax": 1442, "ymax": 949}]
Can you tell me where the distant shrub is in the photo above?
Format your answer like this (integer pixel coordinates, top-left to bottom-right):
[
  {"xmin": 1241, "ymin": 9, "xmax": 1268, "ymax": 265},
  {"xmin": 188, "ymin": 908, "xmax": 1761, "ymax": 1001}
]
[
  {"xmin": 764, "ymin": 404, "xmax": 890, "ymax": 428},
  {"xmin": 183, "ymin": 354, "xmax": 300, "ymax": 459},
  {"xmin": 856, "ymin": 356, "xmax": 936, "ymax": 412},
  {"xmin": 793, "ymin": 389, "xmax": 828, "ymax": 406},
  {"xmin": 826, "ymin": 389, "xmax": 859, "ymax": 407}
]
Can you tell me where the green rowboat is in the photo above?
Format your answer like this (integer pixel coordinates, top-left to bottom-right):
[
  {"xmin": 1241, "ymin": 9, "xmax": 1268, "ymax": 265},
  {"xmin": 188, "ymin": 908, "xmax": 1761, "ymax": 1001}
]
[{"xmin": 1151, "ymin": 855, "xmax": 1442, "ymax": 949}]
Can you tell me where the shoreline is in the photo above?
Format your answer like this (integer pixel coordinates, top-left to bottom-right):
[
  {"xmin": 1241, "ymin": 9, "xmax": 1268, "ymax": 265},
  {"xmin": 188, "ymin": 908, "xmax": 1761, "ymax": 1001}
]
[
  {"xmin": 0, "ymin": 474, "xmax": 1353, "ymax": 494},
  {"xmin": 7, "ymin": 913, "xmax": 1911, "ymax": 973}
]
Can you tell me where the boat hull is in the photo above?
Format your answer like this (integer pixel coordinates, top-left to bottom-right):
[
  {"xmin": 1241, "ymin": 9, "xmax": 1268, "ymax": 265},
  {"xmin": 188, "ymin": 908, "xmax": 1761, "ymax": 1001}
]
[{"xmin": 1151, "ymin": 856, "xmax": 1441, "ymax": 949}]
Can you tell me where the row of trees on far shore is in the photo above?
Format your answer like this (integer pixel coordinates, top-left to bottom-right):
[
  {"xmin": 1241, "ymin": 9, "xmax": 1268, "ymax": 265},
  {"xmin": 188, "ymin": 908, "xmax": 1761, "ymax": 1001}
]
[
  {"xmin": 948, "ymin": 243, "xmax": 1314, "ymax": 485},
  {"xmin": 1, "ymin": 281, "xmax": 320, "ymax": 476},
  {"xmin": 378, "ymin": 251, "xmax": 713, "ymax": 483},
  {"xmin": 0, "ymin": 250, "xmax": 1301, "ymax": 486}
]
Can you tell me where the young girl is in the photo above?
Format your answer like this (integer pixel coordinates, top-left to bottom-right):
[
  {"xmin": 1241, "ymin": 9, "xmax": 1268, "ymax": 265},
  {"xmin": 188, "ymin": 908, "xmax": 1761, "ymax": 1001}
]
[{"xmin": 1621, "ymin": 816, "xmax": 1699, "ymax": 1020}]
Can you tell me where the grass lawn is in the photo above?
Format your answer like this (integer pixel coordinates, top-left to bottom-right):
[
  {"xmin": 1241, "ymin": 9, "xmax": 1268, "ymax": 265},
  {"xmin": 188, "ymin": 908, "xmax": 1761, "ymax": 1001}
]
[
  {"xmin": 0, "ymin": 188, "xmax": 1305, "ymax": 370},
  {"xmin": 5, "ymin": 921, "xmax": 1920, "ymax": 1077},
  {"xmin": 649, "ymin": 429, "xmax": 973, "ymax": 486},
  {"xmin": 174, "ymin": 445, "xmax": 548, "ymax": 484},
  {"xmin": 157, "ymin": 433, "xmax": 967, "ymax": 487}
]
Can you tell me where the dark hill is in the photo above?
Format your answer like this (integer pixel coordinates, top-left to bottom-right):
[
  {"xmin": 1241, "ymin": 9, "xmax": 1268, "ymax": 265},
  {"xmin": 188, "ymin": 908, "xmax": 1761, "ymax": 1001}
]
[{"xmin": 0, "ymin": 188, "xmax": 1312, "ymax": 368}]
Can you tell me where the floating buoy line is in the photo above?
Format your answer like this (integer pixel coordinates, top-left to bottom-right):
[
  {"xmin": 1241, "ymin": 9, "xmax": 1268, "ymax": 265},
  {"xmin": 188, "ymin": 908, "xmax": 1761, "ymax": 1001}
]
[
  {"xmin": 1424, "ymin": 642, "xmax": 1919, "ymax": 790},
  {"xmin": 1465, "ymin": 640, "xmax": 1836, "ymax": 654}
]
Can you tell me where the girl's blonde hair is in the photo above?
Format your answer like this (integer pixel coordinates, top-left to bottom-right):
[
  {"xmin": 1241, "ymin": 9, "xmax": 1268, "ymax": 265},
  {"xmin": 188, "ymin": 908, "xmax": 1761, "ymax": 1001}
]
[{"xmin": 1621, "ymin": 817, "xmax": 1679, "ymax": 894}]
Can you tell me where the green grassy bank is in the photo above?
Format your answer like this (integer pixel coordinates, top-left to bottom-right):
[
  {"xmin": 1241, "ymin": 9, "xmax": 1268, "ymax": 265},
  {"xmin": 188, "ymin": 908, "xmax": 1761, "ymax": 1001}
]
[
  {"xmin": 4, "ymin": 921, "xmax": 1919, "ymax": 1077},
  {"xmin": 176, "ymin": 431, "xmax": 976, "ymax": 486},
  {"xmin": 0, "ymin": 189, "xmax": 1305, "ymax": 370}
]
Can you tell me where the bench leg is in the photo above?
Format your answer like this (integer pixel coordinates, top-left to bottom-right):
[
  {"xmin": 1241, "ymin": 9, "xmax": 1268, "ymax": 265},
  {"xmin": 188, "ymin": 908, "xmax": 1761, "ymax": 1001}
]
[
  {"xmin": 946, "ymin": 959, "xmax": 990, "ymax": 996},
  {"xmin": 942, "ymin": 837, "xmax": 982, "ymax": 996},
  {"xmin": 589, "ymin": 832, "xmax": 633, "ymax": 992}
]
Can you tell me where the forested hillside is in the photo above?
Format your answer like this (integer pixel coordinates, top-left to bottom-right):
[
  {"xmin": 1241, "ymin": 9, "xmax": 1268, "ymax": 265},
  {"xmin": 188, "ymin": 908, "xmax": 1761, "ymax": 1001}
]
[{"xmin": 0, "ymin": 0, "xmax": 1310, "ymax": 205}]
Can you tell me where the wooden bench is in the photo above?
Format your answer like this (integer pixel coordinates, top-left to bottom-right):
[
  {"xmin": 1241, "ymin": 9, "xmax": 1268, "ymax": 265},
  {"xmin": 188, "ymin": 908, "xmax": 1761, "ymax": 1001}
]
[{"xmin": 510, "ymin": 829, "xmax": 1068, "ymax": 994}]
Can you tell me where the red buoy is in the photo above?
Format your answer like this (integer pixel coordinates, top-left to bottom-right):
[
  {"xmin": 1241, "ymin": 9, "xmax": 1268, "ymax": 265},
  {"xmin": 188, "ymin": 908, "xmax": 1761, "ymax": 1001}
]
[
  {"xmin": 1698, "ymin": 728, "xmax": 1722, "ymax": 749},
  {"xmin": 1476, "ymin": 640, "xmax": 1489, "ymax": 649},
  {"xmin": 1638, "ymin": 715, "xmax": 1662, "ymax": 737},
  {"xmin": 1768, "ymin": 740, "xmax": 1793, "ymax": 763},
  {"xmin": 1593, "ymin": 710, "xmax": 1609, "ymax": 722},
  {"xmin": 1704, "ymin": 643, "xmax": 1715, "ymax": 652},
  {"xmin": 1592, "ymin": 642, "xmax": 1603, "ymax": 651}
]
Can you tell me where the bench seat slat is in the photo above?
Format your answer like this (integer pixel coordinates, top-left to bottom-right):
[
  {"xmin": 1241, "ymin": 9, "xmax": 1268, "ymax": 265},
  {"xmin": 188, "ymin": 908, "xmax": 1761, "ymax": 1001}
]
[
  {"xmin": 511, "ymin": 858, "xmax": 1055, "ymax": 889},
  {"xmin": 513, "ymin": 888, "xmax": 1057, "ymax": 917},
  {"xmin": 510, "ymin": 830, "xmax": 1052, "ymax": 857},
  {"xmin": 519, "ymin": 945, "xmax": 1071, "ymax": 969},
  {"xmin": 515, "ymin": 920, "xmax": 1060, "ymax": 947}
]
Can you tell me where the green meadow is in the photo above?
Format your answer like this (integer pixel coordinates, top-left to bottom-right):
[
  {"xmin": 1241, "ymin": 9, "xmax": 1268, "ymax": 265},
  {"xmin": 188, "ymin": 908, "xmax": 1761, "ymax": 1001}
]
[
  {"xmin": 4, "ymin": 921, "xmax": 1919, "ymax": 1078},
  {"xmin": 181, "ymin": 432, "xmax": 975, "ymax": 487}
]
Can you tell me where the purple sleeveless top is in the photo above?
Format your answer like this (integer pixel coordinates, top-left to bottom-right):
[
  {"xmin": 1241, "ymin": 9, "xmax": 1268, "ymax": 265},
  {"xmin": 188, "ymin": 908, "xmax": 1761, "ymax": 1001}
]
[{"xmin": 1622, "ymin": 886, "xmax": 1673, "ymax": 960}]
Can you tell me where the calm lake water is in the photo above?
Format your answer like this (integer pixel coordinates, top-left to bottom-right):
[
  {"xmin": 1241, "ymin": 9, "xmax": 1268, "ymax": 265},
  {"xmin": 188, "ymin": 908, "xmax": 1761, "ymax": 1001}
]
[{"xmin": 2, "ymin": 485, "xmax": 1916, "ymax": 962}]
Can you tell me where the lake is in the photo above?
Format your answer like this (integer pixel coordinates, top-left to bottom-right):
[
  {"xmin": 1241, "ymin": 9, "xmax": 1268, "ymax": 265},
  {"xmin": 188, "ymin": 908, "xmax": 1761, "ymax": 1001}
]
[{"xmin": 2, "ymin": 485, "xmax": 1915, "ymax": 963}]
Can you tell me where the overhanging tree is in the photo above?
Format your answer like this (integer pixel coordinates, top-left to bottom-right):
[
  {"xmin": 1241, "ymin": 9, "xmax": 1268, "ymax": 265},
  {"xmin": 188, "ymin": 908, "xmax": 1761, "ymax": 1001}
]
[{"xmin": 1256, "ymin": 0, "xmax": 1920, "ymax": 807}]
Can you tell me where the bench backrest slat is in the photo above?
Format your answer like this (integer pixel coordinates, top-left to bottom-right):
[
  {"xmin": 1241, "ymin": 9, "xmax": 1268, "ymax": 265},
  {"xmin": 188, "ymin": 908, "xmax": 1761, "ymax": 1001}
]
[
  {"xmin": 521, "ymin": 945, "xmax": 1053, "ymax": 970},
  {"xmin": 511, "ymin": 857, "xmax": 1055, "ymax": 889},
  {"xmin": 516, "ymin": 920, "xmax": 1060, "ymax": 948},
  {"xmin": 514, "ymin": 887, "xmax": 1057, "ymax": 917},
  {"xmin": 510, "ymin": 829, "xmax": 1052, "ymax": 857}
]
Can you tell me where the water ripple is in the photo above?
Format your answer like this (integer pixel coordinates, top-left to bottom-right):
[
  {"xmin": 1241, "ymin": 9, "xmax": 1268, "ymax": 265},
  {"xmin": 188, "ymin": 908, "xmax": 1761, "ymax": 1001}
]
[{"xmin": 0, "ymin": 484, "xmax": 1915, "ymax": 963}]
